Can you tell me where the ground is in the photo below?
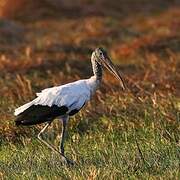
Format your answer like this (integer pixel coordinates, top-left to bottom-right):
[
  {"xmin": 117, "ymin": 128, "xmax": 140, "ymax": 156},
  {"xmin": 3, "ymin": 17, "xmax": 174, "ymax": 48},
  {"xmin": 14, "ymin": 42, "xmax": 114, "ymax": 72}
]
[{"xmin": 0, "ymin": 0, "xmax": 180, "ymax": 179}]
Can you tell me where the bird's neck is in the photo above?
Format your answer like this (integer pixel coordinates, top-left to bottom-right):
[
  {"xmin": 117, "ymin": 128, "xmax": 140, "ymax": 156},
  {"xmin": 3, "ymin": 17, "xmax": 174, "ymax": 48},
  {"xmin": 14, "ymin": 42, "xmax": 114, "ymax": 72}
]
[
  {"xmin": 87, "ymin": 52, "xmax": 102, "ymax": 95},
  {"xmin": 91, "ymin": 57, "xmax": 102, "ymax": 81},
  {"xmin": 87, "ymin": 76, "xmax": 101, "ymax": 96}
]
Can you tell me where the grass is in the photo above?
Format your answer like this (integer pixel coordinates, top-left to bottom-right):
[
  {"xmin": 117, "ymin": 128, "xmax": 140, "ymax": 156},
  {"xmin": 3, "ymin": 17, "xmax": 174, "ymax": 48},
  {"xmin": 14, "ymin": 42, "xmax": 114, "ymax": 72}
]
[
  {"xmin": 0, "ymin": 125, "xmax": 179, "ymax": 179},
  {"xmin": 0, "ymin": 0, "xmax": 180, "ymax": 179},
  {"xmin": 0, "ymin": 116, "xmax": 179, "ymax": 179},
  {"xmin": 0, "ymin": 96, "xmax": 179, "ymax": 179}
]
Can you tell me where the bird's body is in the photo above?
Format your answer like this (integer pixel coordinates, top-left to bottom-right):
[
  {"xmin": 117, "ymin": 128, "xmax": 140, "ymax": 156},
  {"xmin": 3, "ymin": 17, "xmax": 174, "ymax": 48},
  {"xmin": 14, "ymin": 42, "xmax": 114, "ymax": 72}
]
[
  {"xmin": 15, "ymin": 76, "xmax": 100, "ymax": 126},
  {"xmin": 14, "ymin": 47, "xmax": 125, "ymax": 166}
]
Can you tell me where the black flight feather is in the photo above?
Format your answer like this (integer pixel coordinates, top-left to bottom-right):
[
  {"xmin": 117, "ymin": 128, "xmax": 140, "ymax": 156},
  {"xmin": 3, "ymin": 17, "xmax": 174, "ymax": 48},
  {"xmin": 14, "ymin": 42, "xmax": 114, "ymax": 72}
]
[{"xmin": 15, "ymin": 105, "xmax": 68, "ymax": 126}]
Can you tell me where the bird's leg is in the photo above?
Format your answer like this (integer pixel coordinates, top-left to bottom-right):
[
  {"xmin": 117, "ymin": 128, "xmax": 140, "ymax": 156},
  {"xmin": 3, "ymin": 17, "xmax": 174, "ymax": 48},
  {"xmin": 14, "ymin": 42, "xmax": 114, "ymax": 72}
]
[
  {"xmin": 59, "ymin": 116, "xmax": 75, "ymax": 166},
  {"xmin": 60, "ymin": 117, "xmax": 66, "ymax": 155},
  {"xmin": 37, "ymin": 122, "xmax": 60, "ymax": 154}
]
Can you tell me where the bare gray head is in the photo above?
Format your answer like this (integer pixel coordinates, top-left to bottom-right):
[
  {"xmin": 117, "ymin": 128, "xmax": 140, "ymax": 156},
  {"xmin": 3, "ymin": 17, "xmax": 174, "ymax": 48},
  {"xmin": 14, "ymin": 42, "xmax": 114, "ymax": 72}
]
[{"xmin": 91, "ymin": 47, "xmax": 126, "ymax": 90}]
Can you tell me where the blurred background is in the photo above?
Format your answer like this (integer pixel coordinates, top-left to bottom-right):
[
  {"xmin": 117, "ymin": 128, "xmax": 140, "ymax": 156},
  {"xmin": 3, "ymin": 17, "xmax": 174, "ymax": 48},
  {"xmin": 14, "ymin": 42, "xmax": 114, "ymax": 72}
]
[{"xmin": 0, "ymin": 0, "xmax": 180, "ymax": 178}]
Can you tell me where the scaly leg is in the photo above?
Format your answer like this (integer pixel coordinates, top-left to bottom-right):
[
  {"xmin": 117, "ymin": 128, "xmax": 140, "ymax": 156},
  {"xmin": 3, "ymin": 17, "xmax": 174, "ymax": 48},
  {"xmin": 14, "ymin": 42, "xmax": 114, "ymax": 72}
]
[
  {"xmin": 59, "ymin": 116, "xmax": 75, "ymax": 166},
  {"xmin": 37, "ymin": 122, "xmax": 60, "ymax": 154},
  {"xmin": 37, "ymin": 119, "xmax": 74, "ymax": 166},
  {"xmin": 60, "ymin": 117, "xmax": 66, "ymax": 155}
]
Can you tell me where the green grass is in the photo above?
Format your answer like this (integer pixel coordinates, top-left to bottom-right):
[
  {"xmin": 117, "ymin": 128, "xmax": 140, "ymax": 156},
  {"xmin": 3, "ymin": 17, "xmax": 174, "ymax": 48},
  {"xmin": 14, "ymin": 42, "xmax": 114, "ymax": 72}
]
[
  {"xmin": 0, "ymin": 109, "xmax": 179, "ymax": 179},
  {"xmin": 0, "ymin": 131, "xmax": 179, "ymax": 179}
]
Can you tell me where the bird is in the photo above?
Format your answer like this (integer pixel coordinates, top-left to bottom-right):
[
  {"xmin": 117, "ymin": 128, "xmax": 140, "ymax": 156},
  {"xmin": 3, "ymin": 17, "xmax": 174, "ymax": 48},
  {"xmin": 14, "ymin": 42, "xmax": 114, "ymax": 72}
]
[{"xmin": 14, "ymin": 47, "xmax": 125, "ymax": 165}]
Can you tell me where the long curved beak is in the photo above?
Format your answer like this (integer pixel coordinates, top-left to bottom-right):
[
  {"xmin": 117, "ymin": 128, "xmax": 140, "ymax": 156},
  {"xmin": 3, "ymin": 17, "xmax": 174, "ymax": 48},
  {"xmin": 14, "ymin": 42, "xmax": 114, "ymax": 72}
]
[{"xmin": 103, "ymin": 57, "xmax": 126, "ymax": 90}]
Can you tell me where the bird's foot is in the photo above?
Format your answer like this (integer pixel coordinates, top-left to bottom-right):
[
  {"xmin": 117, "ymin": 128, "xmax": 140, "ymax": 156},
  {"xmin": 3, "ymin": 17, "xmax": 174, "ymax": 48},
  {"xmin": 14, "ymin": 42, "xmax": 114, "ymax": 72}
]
[{"xmin": 61, "ymin": 155, "xmax": 75, "ymax": 166}]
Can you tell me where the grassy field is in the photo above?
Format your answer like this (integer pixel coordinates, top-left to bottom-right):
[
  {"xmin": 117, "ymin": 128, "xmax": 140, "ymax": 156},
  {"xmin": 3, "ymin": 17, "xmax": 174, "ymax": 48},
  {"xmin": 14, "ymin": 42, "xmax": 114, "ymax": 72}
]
[{"xmin": 0, "ymin": 0, "xmax": 180, "ymax": 179}]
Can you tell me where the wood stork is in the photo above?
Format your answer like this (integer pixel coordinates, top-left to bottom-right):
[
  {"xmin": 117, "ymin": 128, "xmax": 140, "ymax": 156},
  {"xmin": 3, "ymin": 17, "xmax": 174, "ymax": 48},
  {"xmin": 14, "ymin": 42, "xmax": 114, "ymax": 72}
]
[{"xmin": 14, "ymin": 47, "xmax": 125, "ymax": 165}]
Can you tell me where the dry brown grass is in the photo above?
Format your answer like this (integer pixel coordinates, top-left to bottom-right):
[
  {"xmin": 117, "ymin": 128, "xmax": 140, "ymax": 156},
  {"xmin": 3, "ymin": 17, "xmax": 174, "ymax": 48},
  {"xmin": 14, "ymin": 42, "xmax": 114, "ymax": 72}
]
[{"xmin": 0, "ymin": 3, "xmax": 180, "ymax": 141}]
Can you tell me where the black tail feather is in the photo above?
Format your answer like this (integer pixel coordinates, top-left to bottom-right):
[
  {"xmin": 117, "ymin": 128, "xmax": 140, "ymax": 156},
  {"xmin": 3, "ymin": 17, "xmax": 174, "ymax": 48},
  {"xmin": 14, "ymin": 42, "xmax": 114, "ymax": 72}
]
[
  {"xmin": 15, "ymin": 105, "xmax": 68, "ymax": 126},
  {"xmin": 15, "ymin": 119, "xmax": 23, "ymax": 126}
]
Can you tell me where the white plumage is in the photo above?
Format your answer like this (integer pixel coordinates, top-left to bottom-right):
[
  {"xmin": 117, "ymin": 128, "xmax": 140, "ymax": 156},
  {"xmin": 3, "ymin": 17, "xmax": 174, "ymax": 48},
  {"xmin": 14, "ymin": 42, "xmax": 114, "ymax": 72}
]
[{"xmin": 14, "ymin": 76, "xmax": 99, "ymax": 116}]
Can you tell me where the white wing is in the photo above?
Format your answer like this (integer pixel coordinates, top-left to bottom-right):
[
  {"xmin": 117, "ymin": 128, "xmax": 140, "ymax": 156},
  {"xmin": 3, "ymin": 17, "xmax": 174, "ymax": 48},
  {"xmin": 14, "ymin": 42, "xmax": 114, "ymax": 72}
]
[{"xmin": 14, "ymin": 79, "xmax": 91, "ymax": 116}]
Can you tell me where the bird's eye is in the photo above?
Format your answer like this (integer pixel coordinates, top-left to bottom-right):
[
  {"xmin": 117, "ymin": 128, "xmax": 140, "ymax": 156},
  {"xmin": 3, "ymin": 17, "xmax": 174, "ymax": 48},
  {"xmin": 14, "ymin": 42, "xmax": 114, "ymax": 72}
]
[{"xmin": 99, "ymin": 52, "xmax": 103, "ymax": 56}]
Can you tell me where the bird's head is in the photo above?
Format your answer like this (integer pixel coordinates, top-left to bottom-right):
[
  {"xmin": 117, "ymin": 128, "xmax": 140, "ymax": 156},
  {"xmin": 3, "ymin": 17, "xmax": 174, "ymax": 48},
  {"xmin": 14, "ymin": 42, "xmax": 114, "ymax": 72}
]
[{"xmin": 92, "ymin": 47, "xmax": 126, "ymax": 90}]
